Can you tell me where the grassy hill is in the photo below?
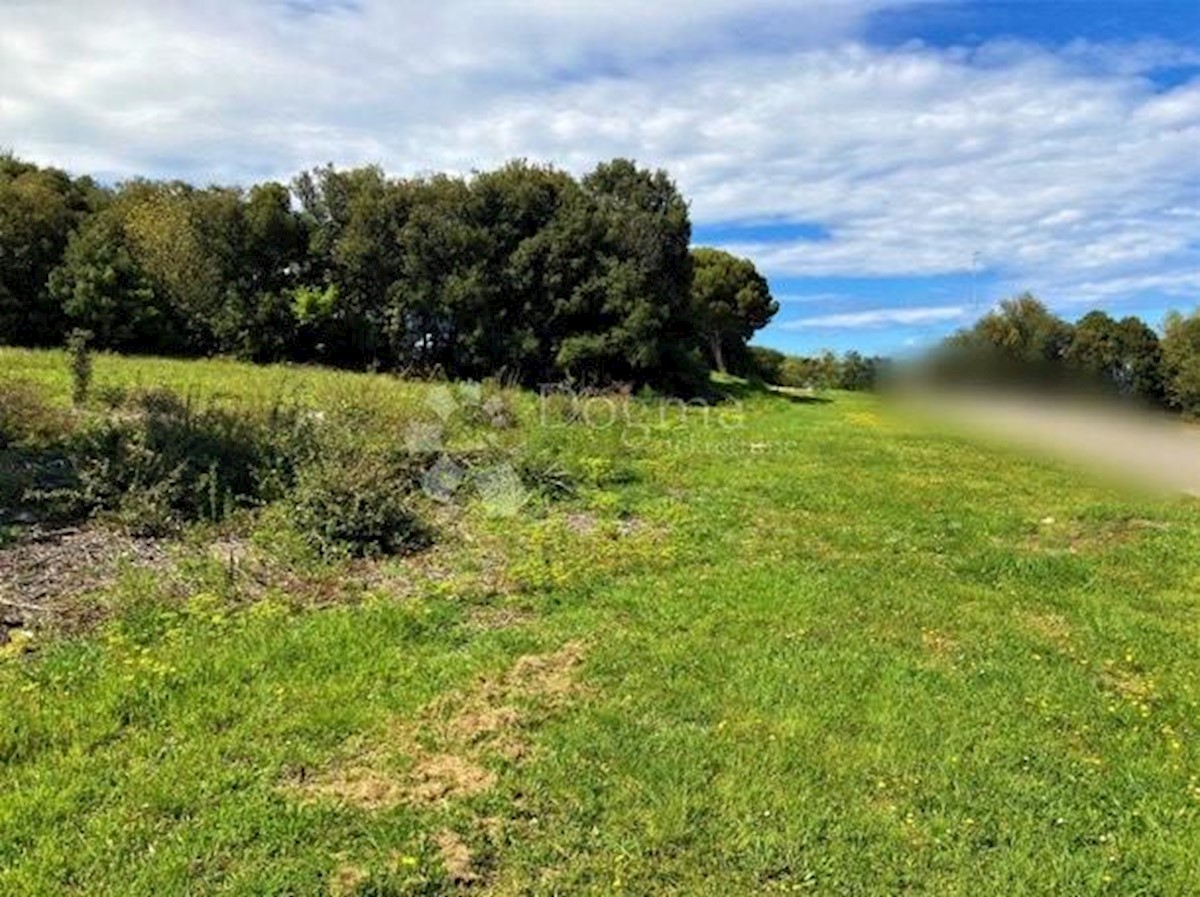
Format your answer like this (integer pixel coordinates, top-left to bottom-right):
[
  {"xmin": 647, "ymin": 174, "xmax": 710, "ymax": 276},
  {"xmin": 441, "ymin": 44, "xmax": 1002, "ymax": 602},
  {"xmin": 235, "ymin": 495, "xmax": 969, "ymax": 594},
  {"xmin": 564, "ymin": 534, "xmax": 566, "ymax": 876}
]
[{"xmin": 3, "ymin": 348, "xmax": 1200, "ymax": 894}]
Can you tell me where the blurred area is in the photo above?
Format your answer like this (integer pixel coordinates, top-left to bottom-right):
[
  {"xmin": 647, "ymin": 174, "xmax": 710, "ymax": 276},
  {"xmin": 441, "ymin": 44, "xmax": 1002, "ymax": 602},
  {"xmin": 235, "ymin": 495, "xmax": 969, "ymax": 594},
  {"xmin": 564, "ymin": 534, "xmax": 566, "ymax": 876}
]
[
  {"xmin": 871, "ymin": 293, "xmax": 1200, "ymax": 498},
  {"xmin": 891, "ymin": 387, "xmax": 1200, "ymax": 499}
]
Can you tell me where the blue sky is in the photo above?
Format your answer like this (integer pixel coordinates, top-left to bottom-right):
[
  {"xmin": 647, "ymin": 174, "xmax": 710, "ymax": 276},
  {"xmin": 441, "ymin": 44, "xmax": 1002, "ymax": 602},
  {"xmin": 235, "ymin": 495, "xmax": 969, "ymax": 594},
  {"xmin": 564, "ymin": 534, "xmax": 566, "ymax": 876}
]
[{"xmin": 3, "ymin": 0, "xmax": 1199, "ymax": 356}]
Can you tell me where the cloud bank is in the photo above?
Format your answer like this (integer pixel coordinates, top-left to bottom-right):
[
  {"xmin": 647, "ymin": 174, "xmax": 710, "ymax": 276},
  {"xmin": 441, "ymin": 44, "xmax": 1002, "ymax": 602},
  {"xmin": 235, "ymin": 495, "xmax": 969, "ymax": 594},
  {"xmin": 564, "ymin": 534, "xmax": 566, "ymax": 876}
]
[{"xmin": 3, "ymin": 0, "xmax": 1198, "ymax": 325}]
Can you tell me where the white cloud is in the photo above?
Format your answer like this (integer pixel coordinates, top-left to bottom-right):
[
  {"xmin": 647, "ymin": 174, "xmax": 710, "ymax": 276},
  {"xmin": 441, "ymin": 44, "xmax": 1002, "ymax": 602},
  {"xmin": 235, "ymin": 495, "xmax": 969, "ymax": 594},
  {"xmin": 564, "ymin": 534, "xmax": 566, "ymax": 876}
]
[
  {"xmin": 783, "ymin": 305, "xmax": 968, "ymax": 329},
  {"xmin": 2, "ymin": 0, "xmax": 1198, "ymax": 314}
]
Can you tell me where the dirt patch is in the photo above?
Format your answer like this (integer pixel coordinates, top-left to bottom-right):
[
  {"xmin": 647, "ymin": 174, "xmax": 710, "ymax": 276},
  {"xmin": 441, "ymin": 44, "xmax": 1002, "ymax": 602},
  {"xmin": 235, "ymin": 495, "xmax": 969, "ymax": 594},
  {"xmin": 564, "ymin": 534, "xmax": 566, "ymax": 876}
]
[
  {"xmin": 450, "ymin": 704, "xmax": 523, "ymax": 744},
  {"xmin": 508, "ymin": 641, "xmax": 585, "ymax": 698},
  {"xmin": 1101, "ymin": 666, "xmax": 1157, "ymax": 704},
  {"xmin": 297, "ymin": 765, "xmax": 408, "ymax": 812},
  {"xmin": 208, "ymin": 537, "xmax": 253, "ymax": 567},
  {"xmin": 616, "ymin": 516, "xmax": 644, "ymax": 537},
  {"xmin": 289, "ymin": 641, "xmax": 587, "ymax": 813},
  {"xmin": 0, "ymin": 526, "xmax": 168, "ymax": 641},
  {"xmin": 407, "ymin": 753, "xmax": 497, "ymax": 804},
  {"xmin": 361, "ymin": 531, "xmax": 513, "ymax": 606},
  {"xmin": 434, "ymin": 830, "xmax": 477, "ymax": 884},
  {"xmin": 564, "ymin": 511, "xmax": 599, "ymax": 535}
]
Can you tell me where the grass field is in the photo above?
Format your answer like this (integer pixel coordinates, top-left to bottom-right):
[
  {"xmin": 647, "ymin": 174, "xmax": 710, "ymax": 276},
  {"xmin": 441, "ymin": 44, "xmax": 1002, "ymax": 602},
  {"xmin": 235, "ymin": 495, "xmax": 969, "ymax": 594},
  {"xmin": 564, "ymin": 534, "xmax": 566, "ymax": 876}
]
[{"xmin": 3, "ymin": 347, "xmax": 1200, "ymax": 895}]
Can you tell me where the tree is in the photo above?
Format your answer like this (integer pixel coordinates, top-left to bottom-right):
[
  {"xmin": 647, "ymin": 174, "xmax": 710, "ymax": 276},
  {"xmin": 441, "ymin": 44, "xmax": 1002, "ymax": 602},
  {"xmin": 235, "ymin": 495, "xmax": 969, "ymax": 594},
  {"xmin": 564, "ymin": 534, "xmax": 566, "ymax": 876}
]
[
  {"xmin": 48, "ymin": 209, "xmax": 166, "ymax": 352},
  {"xmin": 108, "ymin": 180, "xmax": 252, "ymax": 354},
  {"xmin": 939, "ymin": 293, "xmax": 1072, "ymax": 385},
  {"xmin": 1162, "ymin": 309, "xmax": 1200, "ymax": 414},
  {"xmin": 466, "ymin": 161, "xmax": 578, "ymax": 381},
  {"xmin": 1113, "ymin": 316, "xmax": 1165, "ymax": 404},
  {"xmin": 392, "ymin": 175, "xmax": 484, "ymax": 373},
  {"xmin": 778, "ymin": 351, "xmax": 839, "ymax": 390},
  {"xmin": 837, "ymin": 351, "xmax": 883, "ymax": 391},
  {"xmin": 556, "ymin": 159, "xmax": 699, "ymax": 389},
  {"xmin": 1065, "ymin": 310, "xmax": 1121, "ymax": 380},
  {"xmin": 1064, "ymin": 311, "xmax": 1165, "ymax": 403},
  {"xmin": 745, "ymin": 346, "xmax": 786, "ymax": 383},
  {"xmin": 294, "ymin": 164, "xmax": 400, "ymax": 366},
  {"xmin": 689, "ymin": 247, "xmax": 778, "ymax": 373},
  {"xmin": 970, "ymin": 293, "xmax": 1073, "ymax": 365},
  {"xmin": 3, "ymin": 152, "xmax": 760, "ymax": 391},
  {"xmin": 223, "ymin": 182, "xmax": 308, "ymax": 361},
  {"xmin": 0, "ymin": 155, "xmax": 101, "ymax": 345}
]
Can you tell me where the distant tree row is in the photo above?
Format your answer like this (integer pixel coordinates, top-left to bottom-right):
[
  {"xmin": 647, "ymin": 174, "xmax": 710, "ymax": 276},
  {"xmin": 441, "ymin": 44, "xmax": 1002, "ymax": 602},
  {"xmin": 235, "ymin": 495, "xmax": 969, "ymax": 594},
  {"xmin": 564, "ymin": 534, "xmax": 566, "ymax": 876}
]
[
  {"xmin": 741, "ymin": 345, "xmax": 889, "ymax": 392},
  {"xmin": 0, "ymin": 153, "xmax": 777, "ymax": 391},
  {"xmin": 933, "ymin": 293, "xmax": 1200, "ymax": 414}
]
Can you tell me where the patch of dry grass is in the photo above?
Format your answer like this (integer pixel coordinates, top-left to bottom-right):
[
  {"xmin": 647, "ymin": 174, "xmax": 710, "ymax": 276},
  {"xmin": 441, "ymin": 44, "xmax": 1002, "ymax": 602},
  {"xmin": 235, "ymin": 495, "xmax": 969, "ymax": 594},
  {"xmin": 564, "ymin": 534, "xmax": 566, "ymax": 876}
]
[{"xmin": 287, "ymin": 641, "xmax": 587, "ymax": 813}]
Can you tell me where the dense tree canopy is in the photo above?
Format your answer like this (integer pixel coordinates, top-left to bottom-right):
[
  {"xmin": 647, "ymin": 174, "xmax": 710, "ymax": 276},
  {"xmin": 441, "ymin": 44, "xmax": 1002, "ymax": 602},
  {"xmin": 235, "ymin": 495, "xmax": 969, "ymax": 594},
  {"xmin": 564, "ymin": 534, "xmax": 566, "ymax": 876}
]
[
  {"xmin": 0, "ymin": 154, "xmax": 102, "ymax": 344},
  {"xmin": 1066, "ymin": 310, "xmax": 1164, "ymax": 402},
  {"xmin": 1, "ymin": 154, "xmax": 762, "ymax": 391}
]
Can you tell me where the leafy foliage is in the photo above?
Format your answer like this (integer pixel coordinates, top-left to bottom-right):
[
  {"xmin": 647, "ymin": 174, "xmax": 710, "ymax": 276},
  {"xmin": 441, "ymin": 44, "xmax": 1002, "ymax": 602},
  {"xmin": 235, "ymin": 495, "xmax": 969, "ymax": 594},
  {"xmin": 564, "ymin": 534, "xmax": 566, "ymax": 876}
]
[
  {"xmin": 0, "ymin": 378, "xmax": 70, "ymax": 449},
  {"xmin": 49, "ymin": 209, "xmax": 168, "ymax": 352},
  {"xmin": 947, "ymin": 293, "xmax": 1073, "ymax": 377},
  {"xmin": 66, "ymin": 328, "xmax": 93, "ymax": 406},
  {"xmin": 0, "ymin": 153, "xmax": 101, "ymax": 345},
  {"xmin": 932, "ymin": 293, "xmax": 1184, "ymax": 409}
]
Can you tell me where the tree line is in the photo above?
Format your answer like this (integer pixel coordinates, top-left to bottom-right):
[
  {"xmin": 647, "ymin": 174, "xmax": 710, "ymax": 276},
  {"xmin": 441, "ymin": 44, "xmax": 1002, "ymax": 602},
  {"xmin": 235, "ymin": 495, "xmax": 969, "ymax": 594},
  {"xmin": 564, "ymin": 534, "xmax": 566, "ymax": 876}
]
[
  {"xmin": 931, "ymin": 293, "xmax": 1200, "ymax": 415},
  {"xmin": 0, "ymin": 153, "xmax": 778, "ymax": 391},
  {"xmin": 743, "ymin": 346, "xmax": 889, "ymax": 392}
]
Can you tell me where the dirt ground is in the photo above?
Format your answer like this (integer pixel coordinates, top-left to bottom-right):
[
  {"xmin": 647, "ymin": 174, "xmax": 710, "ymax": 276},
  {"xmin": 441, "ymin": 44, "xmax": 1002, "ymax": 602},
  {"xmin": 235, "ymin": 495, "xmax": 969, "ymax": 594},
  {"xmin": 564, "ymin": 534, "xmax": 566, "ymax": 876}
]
[{"xmin": 0, "ymin": 526, "xmax": 168, "ymax": 644}]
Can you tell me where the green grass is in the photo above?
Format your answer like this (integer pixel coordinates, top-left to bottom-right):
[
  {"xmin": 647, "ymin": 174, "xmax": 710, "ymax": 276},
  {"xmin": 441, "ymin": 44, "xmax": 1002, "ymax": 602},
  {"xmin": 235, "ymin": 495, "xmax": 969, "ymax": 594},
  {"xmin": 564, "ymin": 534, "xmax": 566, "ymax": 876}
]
[{"xmin": 3, "ymin": 347, "xmax": 1200, "ymax": 894}]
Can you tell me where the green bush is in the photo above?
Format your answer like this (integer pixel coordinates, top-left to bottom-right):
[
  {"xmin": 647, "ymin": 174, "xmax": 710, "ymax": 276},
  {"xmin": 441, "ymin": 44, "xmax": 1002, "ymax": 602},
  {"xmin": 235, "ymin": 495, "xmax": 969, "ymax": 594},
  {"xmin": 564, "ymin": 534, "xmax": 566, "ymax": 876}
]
[
  {"xmin": 287, "ymin": 453, "xmax": 429, "ymax": 558},
  {"xmin": 0, "ymin": 379, "xmax": 71, "ymax": 449}
]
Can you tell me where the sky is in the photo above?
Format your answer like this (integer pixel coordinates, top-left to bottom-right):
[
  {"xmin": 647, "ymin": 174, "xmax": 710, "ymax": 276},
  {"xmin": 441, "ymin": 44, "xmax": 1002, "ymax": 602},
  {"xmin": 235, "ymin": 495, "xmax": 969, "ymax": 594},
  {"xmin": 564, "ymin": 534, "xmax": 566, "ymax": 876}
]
[{"xmin": 2, "ymin": 0, "xmax": 1198, "ymax": 356}]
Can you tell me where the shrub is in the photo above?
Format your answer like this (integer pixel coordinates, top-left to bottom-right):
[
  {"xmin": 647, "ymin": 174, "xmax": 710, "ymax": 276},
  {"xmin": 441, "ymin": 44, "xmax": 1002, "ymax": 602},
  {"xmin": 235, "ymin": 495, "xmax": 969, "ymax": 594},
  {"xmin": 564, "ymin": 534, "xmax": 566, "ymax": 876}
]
[
  {"xmin": 742, "ymin": 346, "xmax": 786, "ymax": 384},
  {"xmin": 44, "ymin": 388, "xmax": 315, "ymax": 534},
  {"xmin": 94, "ymin": 384, "xmax": 129, "ymax": 409},
  {"xmin": 0, "ymin": 379, "xmax": 71, "ymax": 449},
  {"xmin": 287, "ymin": 453, "xmax": 429, "ymax": 558}
]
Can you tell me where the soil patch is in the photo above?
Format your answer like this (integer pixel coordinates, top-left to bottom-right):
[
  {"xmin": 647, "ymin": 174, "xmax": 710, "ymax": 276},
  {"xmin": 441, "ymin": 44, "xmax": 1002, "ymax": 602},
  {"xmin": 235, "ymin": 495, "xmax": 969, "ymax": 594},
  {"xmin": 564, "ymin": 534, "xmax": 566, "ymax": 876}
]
[{"xmin": 0, "ymin": 526, "xmax": 167, "ymax": 642}]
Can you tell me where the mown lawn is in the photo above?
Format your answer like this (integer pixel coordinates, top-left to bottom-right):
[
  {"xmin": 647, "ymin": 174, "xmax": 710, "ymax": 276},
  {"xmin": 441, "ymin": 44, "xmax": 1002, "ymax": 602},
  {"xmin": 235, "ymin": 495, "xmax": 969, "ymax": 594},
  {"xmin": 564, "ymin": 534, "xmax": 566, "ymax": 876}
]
[{"xmin": 3, "ymin": 348, "xmax": 1200, "ymax": 895}]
